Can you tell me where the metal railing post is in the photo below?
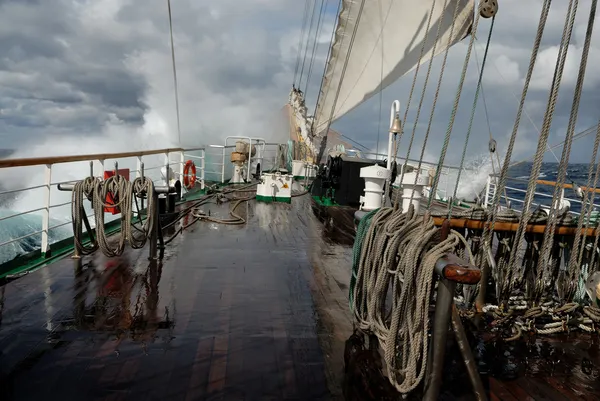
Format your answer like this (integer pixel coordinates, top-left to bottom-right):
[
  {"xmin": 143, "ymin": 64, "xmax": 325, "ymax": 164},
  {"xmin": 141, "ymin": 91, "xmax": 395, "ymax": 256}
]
[
  {"xmin": 221, "ymin": 147, "xmax": 225, "ymax": 184},
  {"xmin": 179, "ymin": 151, "xmax": 185, "ymax": 183},
  {"xmin": 41, "ymin": 164, "xmax": 52, "ymax": 257},
  {"xmin": 484, "ymin": 176, "xmax": 491, "ymax": 208},
  {"xmin": 201, "ymin": 149, "xmax": 206, "ymax": 189},
  {"xmin": 164, "ymin": 152, "xmax": 170, "ymax": 185}
]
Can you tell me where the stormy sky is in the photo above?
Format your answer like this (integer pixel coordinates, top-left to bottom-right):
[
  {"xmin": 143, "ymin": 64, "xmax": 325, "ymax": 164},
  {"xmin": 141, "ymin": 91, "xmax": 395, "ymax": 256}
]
[{"xmin": 0, "ymin": 0, "xmax": 599, "ymax": 164}]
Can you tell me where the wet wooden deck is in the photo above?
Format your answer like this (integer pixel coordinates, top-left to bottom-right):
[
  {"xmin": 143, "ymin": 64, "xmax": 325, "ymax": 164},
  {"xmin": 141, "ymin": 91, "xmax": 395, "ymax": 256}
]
[{"xmin": 0, "ymin": 194, "xmax": 599, "ymax": 400}]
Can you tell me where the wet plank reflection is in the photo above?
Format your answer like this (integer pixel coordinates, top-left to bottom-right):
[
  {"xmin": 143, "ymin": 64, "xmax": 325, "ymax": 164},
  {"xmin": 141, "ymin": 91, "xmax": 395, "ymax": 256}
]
[{"xmin": 0, "ymin": 196, "xmax": 337, "ymax": 400}]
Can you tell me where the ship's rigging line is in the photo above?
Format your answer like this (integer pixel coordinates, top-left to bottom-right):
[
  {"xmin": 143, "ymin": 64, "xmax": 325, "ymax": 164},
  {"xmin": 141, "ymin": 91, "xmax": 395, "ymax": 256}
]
[
  {"xmin": 167, "ymin": 0, "xmax": 182, "ymax": 146},
  {"xmin": 310, "ymin": 0, "xmax": 342, "ymax": 137},
  {"xmin": 448, "ymin": 13, "xmax": 496, "ymax": 218},
  {"xmin": 375, "ymin": 0, "xmax": 385, "ymax": 156},
  {"xmin": 428, "ymin": 4, "xmax": 482, "ymax": 209},
  {"xmin": 475, "ymin": 39, "xmax": 566, "ymax": 174},
  {"xmin": 547, "ymin": 0, "xmax": 596, "ymax": 303},
  {"xmin": 293, "ymin": 0, "xmax": 312, "ymax": 87},
  {"xmin": 394, "ymin": 0, "xmax": 450, "ymax": 209},
  {"xmin": 481, "ymin": 0, "xmax": 552, "ymax": 271},
  {"xmin": 304, "ymin": 0, "xmax": 328, "ymax": 96},
  {"xmin": 502, "ymin": 0, "xmax": 577, "ymax": 303},
  {"xmin": 473, "ymin": 45, "xmax": 508, "ymax": 206},
  {"xmin": 298, "ymin": 0, "xmax": 319, "ymax": 91},
  {"xmin": 317, "ymin": 0, "xmax": 366, "ymax": 163}
]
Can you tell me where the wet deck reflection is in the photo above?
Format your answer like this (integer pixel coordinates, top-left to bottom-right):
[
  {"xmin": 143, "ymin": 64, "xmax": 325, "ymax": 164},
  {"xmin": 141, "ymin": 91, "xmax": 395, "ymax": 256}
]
[
  {"xmin": 0, "ymin": 196, "xmax": 342, "ymax": 400},
  {"xmin": 1, "ymin": 194, "xmax": 600, "ymax": 400}
]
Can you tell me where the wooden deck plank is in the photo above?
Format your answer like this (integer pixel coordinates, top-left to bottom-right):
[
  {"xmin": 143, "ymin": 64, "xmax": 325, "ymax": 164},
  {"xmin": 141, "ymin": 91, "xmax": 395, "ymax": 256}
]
[{"xmin": 1, "ymin": 195, "xmax": 600, "ymax": 400}]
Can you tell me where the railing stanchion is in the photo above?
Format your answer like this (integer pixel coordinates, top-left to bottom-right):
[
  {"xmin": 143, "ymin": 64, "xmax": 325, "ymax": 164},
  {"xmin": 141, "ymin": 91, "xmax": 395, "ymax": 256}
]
[
  {"xmin": 221, "ymin": 147, "xmax": 225, "ymax": 184},
  {"xmin": 201, "ymin": 149, "xmax": 206, "ymax": 189},
  {"xmin": 179, "ymin": 151, "xmax": 185, "ymax": 185},
  {"xmin": 41, "ymin": 164, "xmax": 52, "ymax": 257}
]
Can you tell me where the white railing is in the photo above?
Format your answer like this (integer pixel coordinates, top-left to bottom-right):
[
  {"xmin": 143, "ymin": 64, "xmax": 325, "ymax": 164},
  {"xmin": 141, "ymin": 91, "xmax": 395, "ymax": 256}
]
[
  {"xmin": 0, "ymin": 147, "xmax": 206, "ymax": 262},
  {"xmin": 0, "ymin": 135, "xmax": 279, "ymax": 264},
  {"xmin": 202, "ymin": 139, "xmax": 283, "ymax": 184},
  {"xmin": 484, "ymin": 176, "xmax": 600, "ymax": 216}
]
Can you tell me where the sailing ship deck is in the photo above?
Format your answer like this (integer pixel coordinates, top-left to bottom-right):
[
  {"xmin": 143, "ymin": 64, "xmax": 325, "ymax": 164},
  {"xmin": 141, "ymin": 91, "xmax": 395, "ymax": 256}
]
[{"xmin": 0, "ymin": 194, "xmax": 599, "ymax": 400}]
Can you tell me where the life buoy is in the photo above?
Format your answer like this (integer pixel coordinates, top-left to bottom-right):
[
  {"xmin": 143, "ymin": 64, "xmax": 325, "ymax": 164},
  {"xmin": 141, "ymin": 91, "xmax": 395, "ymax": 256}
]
[{"xmin": 183, "ymin": 160, "xmax": 197, "ymax": 189}]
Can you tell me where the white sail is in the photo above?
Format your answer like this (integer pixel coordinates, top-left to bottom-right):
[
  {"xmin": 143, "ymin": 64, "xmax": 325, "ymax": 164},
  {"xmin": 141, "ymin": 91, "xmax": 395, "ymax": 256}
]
[{"xmin": 313, "ymin": 0, "xmax": 475, "ymax": 136}]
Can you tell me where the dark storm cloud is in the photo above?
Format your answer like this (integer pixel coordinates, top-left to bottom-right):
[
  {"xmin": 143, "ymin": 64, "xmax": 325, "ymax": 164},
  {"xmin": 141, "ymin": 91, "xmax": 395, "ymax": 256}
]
[{"xmin": 0, "ymin": 0, "xmax": 598, "ymax": 164}]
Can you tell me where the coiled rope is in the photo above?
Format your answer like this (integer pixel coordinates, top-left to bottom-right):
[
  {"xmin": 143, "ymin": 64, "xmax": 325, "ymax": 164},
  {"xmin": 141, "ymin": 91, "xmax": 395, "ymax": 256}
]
[
  {"xmin": 351, "ymin": 206, "xmax": 474, "ymax": 393},
  {"xmin": 71, "ymin": 175, "xmax": 158, "ymax": 258}
]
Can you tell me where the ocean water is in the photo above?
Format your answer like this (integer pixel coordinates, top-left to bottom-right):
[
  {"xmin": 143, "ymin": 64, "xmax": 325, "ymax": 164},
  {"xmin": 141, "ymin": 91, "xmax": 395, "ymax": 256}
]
[
  {"xmin": 0, "ymin": 159, "xmax": 595, "ymax": 266},
  {"xmin": 503, "ymin": 162, "xmax": 595, "ymax": 215}
]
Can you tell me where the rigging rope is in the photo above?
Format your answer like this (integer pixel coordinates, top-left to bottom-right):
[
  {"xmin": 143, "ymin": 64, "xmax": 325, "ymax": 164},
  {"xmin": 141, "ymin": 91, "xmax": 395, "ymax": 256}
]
[
  {"xmin": 316, "ymin": 0, "xmax": 366, "ymax": 163},
  {"xmin": 428, "ymin": 7, "xmax": 482, "ymax": 208},
  {"xmin": 305, "ymin": 0, "xmax": 328, "ymax": 96},
  {"xmin": 505, "ymin": 0, "xmax": 577, "ymax": 303},
  {"xmin": 299, "ymin": 0, "xmax": 319, "ymax": 90},
  {"xmin": 546, "ymin": 0, "xmax": 596, "ymax": 302},
  {"xmin": 391, "ymin": 0, "xmax": 442, "ymax": 209},
  {"xmin": 167, "ymin": 0, "xmax": 182, "ymax": 145},
  {"xmin": 293, "ymin": 0, "xmax": 312, "ymax": 86},
  {"xmin": 394, "ymin": 0, "xmax": 451, "ymax": 209},
  {"xmin": 311, "ymin": 0, "xmax": 343, "ymax": 133},
  {"xmin": 448, "ymin": 14, "xmax": 495, "ymax": 218},
  {"xmin": 481, "ymin": 0, "xmax": 552, "ymax": 295}
]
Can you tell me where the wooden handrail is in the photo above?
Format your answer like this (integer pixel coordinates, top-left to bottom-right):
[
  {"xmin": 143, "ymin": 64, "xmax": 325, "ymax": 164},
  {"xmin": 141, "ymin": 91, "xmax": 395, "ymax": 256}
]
[
  {"xmin": 433, "ymin": 216, "xmax": 597, "ymax": 236},
  {"xmin": 0, "ymin": 147, "xmax": 187, "ymax": 168},
  {"xmin": 535, "ymin": 179, "xmax": 600, "ymax": 194}
]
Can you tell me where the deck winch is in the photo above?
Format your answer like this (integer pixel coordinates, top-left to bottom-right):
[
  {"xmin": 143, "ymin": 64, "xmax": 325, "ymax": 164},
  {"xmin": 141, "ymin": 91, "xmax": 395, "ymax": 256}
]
[
  {"xmin": 393, "ymin": 165, "xmax": 433, "ymax": 214},
  {"xmin": 359, "ymin": 164, "xmax": 390, "ymax": 211},
  {"xmin": 256, "ymin": 171, "xmax": 293, "ymax": 203},
  {"xmin": 230, "ymin": 141, "xmax": 256, "ymax": 184}
]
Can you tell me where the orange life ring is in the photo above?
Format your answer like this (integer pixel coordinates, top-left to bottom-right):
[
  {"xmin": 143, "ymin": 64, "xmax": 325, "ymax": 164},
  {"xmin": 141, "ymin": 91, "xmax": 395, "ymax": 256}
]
[{"xmin": 183, "ymin": 160, "xmax": 197, "ymax": 189}]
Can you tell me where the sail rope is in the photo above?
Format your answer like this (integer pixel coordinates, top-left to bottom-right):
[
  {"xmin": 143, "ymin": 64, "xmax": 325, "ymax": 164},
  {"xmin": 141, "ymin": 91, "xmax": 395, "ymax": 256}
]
[
  {"xmin": 572, "ymin": 122, "xmax": 600, "ymax": 302},
  {"xmin": 316, "ymin": 0, "xmax": 366, "ymax": 163},
  {"xmin": 391, "ymin": 0, "xmax": 446, "ymax": 209},
  {"xmin": 473, "ymin": 45, "xmax": 510, "ymax": 208},
  {"xmin": 304, "ymin": 0, "xmax": 328, "ymax": 96},
  {"xmin": 298, "ymin": 0, "xmax": 319, "ymax": 90},
  {"xmin": 480, "ymin": 0, "xmax": 552, "ymax": 295},
  {"xmin": 293, "ymin": 0, "xmax": 312, "ymax": 87},
  {"xmin": 167, "ymin": 0, "xmax": 182, "ymax": 145},
  {"xmin": 448, "ymin": 14, "xmax": 495, "ymax": 218},
  {"xmin": 310, "ymin": 0, "xmax": 342, "ymax": 132},
  {"xmin": 551, "ymin": 0, "xmax": 596, "ymax": 302},
  {"xmin": 393, "ymin": 0, "xmax": 461, "ymax": 210},
  {"xmin": 503, "ymin": 0, "xmax": 577, "ymax": 303},
  {"xmin": 427, "ymin": 7, "xmax": 482, "ymax": 209}
]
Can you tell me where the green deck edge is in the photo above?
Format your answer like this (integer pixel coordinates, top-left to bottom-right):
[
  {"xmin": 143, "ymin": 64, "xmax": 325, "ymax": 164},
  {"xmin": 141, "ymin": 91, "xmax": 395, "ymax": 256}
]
[
  {"xmin": 312, "ymin": 196, "xmax": 337, "ymax": 207},
  {"xmin": 0, "ymin": 184, "xmax": 212, "ymax": 280},
  {"xmin": 256, "ymin": 195, "xmax": 291, "ymax": 204},
  {"xmin": 0, "ymin": 218, "xmax": 124, "ymax": 279}
]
